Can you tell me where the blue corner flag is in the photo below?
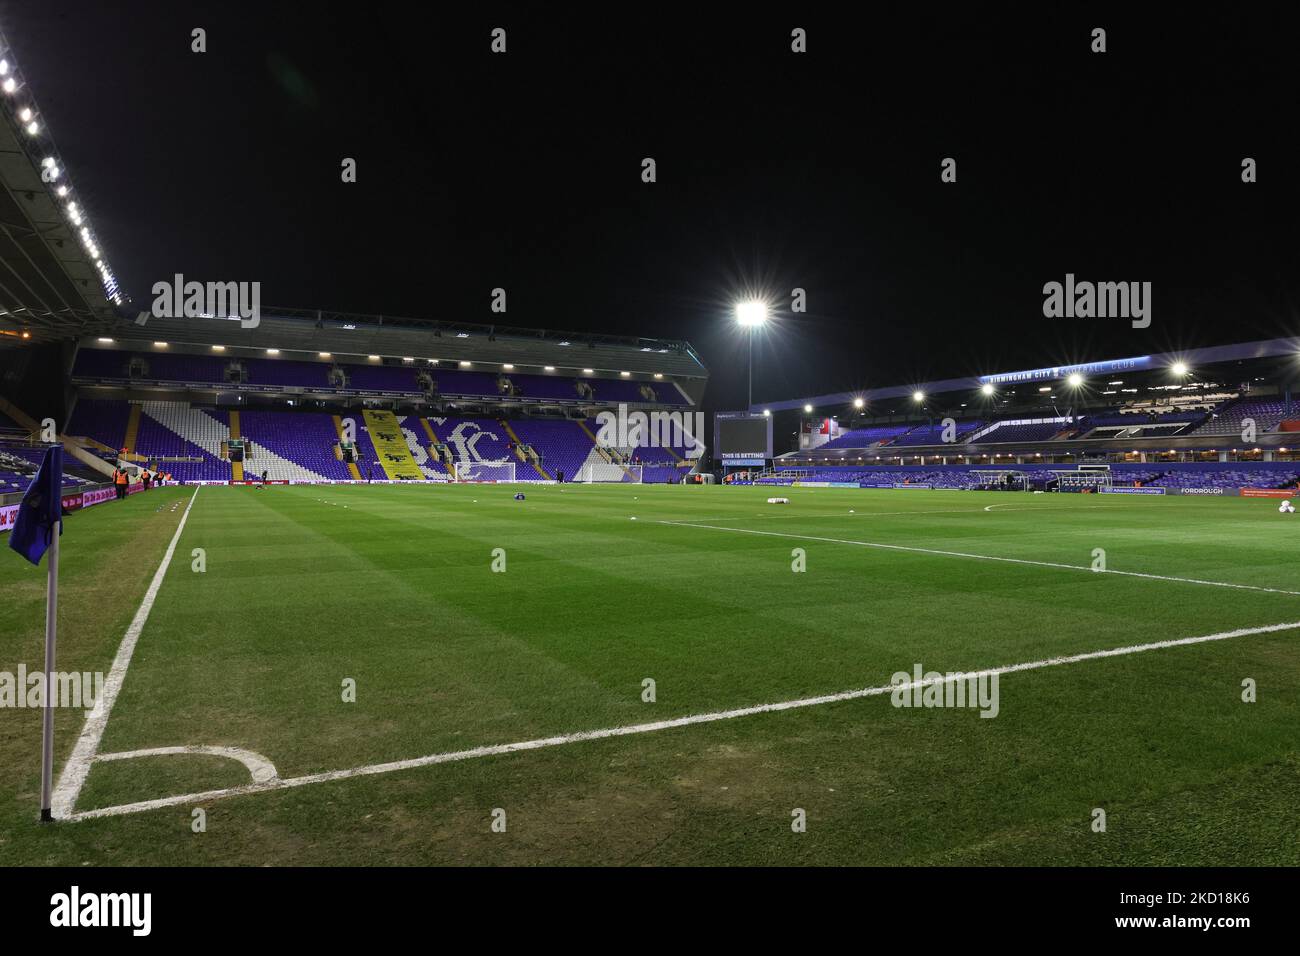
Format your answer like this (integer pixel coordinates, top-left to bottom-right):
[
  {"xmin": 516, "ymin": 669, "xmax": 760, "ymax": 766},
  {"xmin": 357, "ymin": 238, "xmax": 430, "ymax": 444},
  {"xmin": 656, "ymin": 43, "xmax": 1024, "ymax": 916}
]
[{"xmin": 8, "ymin": 445, "xmax": 63, "ymax": 566}]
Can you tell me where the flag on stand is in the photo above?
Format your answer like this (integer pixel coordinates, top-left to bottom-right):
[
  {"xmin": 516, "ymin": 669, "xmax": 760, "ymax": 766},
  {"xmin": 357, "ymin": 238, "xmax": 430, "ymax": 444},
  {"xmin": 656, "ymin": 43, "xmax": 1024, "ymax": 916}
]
[{"xmin": 8, "ymin": 445, "xmax": 63, "ymax": 565}]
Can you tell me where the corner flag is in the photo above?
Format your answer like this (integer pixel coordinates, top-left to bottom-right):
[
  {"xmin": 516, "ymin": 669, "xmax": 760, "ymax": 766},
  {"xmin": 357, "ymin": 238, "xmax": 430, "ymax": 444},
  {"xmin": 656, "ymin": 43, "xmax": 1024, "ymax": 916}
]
[
  {"xmin": 9, "ymin": 445, "xmax": 63, "ymax": 565},
  {"xmin": 8, "ymin": 445, "xmax": 65, "ymax": 822}
]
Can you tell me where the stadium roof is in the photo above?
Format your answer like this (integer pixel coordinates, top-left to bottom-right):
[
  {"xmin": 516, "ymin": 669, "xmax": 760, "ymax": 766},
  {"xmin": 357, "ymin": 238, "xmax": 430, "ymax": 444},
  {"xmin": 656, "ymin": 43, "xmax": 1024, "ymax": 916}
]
[
  {"xmin": 761, "ymin": 338, "xmax": 1300, "ymax": 413},
  {"xmin": 0, "ymin": 25, "xmax": 124, "ymax": 347},
  {"xmin": 105, "ymin": 307, "xmax": 708, "ymax": 379}
]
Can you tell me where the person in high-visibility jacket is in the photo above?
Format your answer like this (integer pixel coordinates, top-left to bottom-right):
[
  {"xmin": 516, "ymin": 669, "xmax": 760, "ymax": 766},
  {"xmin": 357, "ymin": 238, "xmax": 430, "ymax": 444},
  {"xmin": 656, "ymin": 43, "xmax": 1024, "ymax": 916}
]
[{"xmin": 113, "ymin": 467, "xmax": 129, "ymax": 500}]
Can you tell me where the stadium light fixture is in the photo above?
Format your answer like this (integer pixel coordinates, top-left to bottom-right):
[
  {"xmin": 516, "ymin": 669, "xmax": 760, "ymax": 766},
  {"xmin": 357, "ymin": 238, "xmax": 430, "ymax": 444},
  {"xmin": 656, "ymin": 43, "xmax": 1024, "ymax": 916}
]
[
  {"xmin": 318, "ymin": 351, "xmax": 331, "ymax": 358},
  {"xmin": 266, "ymin": 348, "xmax": 280, "ymax": 355},
  {"xmin": 734, "ymin": 300, "xmax": 768, "ymax": 327},
  {"xmin": 804, "ymin": 404, "xmax": 813, "ymax": 413},
  {"xmin": 2, "ymin": 78, "xmax": 15, "ymax": 94},
  {"xmin": 459, "ymin": 360, "xmax": 472, "ymax": 367},
  {"xmin": 1171, "ymin": 361, "xmax": 1189, "ymax": 376},
  {"xmin": 368, "ymin": 354, "xmax": 380, "ymax": 360},
  {"xmin": 763, "ymin": 409, "xmax": 771, "ymax": 417},
  {"xmin": 544, "ymin": 365, "xmax": 555, "ymax": 371},
  {"xmin": 620, "ymin": 371, "xmax": 631, "ymax": 377},
  {"xmin": 96, "ymin": 337, "xmax": 113, "ymax": 343},
  {"xmin": 582, "ymin": 367, "xmax": 594, "ymax": 374},
  {"xmin": 19, "ymin": 107, "xmax": 31, "ymax": 122},
  {"xmin": 502, "ymin": 363, "xmax": 514, "ymax": 370},
  {"xmin": 853, "ymin": 397, "xmax": 864, "ymax": 409},
  {"xmin": 981, "ymin": 383, "xmax": 995, "ymax": 396},
  {"xmin": 735, "ymin": 299, "xmax": 770, "ymax": 410},
  {"xmin": 153, "ymin": 341, "xmax": 168, "ymax": 347},
  {"xmin": 1067, "ymin": 373, "xmax": 1084, "ymax": 387},
  {"xmin": 653, "ymin": 372, "xmax": 663, "ymax": 379},
  {"xmin": 212, "ymin": 345, "xmax": 225, "ymax": 351},
  {"xmin": 913, "ymin": 391, "xmax": 924, "ymax": 403}
]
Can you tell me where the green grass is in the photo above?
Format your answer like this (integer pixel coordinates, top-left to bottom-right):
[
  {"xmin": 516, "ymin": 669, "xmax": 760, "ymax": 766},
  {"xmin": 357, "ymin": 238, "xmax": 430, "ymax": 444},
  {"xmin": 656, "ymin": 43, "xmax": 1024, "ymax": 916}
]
[{"xmin": 2, "ymin": 482, "xmax": 1299, "ymax": 865}]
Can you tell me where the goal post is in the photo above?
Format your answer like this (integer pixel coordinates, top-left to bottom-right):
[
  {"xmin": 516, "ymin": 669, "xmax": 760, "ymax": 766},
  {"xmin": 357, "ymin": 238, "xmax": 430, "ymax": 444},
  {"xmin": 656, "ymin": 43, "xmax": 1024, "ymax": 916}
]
[
  {"xmin": 454, "ymin": 460, "xmax": 516, "ymax": 483},
  {"xmin": 577, "ymin": 462, "xmax": 642, "ymax": 483}
]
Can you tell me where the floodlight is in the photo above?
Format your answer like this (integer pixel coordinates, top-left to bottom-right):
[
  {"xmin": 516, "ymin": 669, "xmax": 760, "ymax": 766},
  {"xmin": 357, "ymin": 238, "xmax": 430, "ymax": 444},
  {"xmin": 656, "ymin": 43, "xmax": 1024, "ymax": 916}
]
[
  {"xmin": 913, "ymin": 391, "xmax": 925, "ymax": 402},
  {"xmin": 1067, "ymin": 373, "xmax": 1083, "ymax": 387},
  {"xmin": 735, "ymin": 300, "xmax": 768, "ymax": 327}
]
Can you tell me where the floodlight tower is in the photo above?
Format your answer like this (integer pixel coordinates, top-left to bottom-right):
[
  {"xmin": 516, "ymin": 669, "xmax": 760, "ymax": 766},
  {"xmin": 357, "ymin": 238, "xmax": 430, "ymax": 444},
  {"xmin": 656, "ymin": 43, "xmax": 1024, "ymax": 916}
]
[{"xmin": 735, "ymin": 300, "xmax": 769, "ymax": 411}]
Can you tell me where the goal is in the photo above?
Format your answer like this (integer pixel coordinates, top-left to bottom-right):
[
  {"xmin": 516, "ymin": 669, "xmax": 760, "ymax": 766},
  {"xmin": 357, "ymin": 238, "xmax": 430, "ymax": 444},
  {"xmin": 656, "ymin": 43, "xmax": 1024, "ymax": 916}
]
[
  {"xmin": 454, "ymin": 460, "xmax": 516, "ymax": 482},
  {"xmin": 576, "ymin": 462, "xmax": 642, "ymax": 483}
]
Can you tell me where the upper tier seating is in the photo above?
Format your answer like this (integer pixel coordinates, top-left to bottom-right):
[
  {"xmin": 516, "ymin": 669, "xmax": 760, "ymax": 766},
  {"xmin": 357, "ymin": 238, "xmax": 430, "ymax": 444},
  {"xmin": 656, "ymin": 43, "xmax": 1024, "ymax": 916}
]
[{"xmin": 72, "ymin": 349, "xmax": 689, "ymax": 405}]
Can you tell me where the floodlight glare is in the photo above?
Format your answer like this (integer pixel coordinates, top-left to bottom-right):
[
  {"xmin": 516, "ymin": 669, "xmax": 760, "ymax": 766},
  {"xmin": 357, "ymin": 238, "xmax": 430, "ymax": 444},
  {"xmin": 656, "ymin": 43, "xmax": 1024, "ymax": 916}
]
[
  {"xmin": 913, "ymin": 391, "xmax": 925, "ymax": 402},
  {"xmin": 1171, "ymin": 361, "xmax": 1189, "ymax": 376},
  {"xmin": 981, "ymin": 383, "xmax": 995, "ymax": 396},
  {"xmin": 735, "ymin": 300, "xmax": 768, "ymax": 327},
  {"xmin": 1067, "ymin": 373, "xmax": 1084, "ymax": 387},
  {"xmin": 763, "ymin": 409, "xmax": 771, "ymax": 417},
  {"xmin": 804, "ymin": 404, "xmax": 813, "ymax": 413},
  {"xmin": 853, "ymin": 397, "xmax": 865, "ymax": 409}
]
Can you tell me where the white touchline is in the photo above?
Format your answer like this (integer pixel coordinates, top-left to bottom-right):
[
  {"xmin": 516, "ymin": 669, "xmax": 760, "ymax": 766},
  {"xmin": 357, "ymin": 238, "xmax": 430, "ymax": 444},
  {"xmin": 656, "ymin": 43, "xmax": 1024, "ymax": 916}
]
[
  {"xmin": 657, "ymin": 520, "xmax": 1300, "ymax": 597},
  {"xmin": 51, "ymin": 486, "xmax": 200, "ymax": 820},
  {"xmin": 64, "ymin": 618, "xmax": 1300, "ymax": 821}
]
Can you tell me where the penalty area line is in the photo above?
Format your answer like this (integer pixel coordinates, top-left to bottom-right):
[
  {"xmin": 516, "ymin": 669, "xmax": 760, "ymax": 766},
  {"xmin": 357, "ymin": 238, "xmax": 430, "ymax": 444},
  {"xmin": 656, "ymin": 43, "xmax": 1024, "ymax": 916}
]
[
  {"xmin": 64, "ymin": 617, "xmax": 1300, "ymax": 821},
  {"xmin": 50, "ymin": 486, "xmax": 201, "ymax": 820}
]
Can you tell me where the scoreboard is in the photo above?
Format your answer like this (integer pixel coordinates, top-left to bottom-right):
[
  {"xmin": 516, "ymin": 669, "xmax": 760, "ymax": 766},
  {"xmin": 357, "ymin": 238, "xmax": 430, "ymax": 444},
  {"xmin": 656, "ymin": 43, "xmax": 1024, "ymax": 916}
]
[{"xmin": 714, "ymin": 412, "xmax": 772, "ymax": 466}]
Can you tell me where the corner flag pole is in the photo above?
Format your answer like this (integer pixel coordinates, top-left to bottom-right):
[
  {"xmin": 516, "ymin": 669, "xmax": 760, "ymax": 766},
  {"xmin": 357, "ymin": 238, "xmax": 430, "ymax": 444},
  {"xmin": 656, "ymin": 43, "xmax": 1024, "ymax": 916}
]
[{"xmin": 39, "ymin": 518, "xmax": 60, "ymax": 823}]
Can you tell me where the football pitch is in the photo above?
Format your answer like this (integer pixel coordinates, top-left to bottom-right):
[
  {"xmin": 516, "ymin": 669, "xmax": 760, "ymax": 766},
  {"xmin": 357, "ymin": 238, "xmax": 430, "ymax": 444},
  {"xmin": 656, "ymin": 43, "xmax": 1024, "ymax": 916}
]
[{"xmin": 3, "ymin": 483, "xmax": 1299, "ymax": 866}]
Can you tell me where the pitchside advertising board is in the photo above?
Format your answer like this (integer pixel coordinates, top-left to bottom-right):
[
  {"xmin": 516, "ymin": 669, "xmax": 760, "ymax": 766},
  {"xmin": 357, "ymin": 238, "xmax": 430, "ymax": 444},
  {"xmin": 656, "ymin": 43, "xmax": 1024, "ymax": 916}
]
[{"xmin": 714, "ymin": 412, "xmax": 772, "ymax": 466}]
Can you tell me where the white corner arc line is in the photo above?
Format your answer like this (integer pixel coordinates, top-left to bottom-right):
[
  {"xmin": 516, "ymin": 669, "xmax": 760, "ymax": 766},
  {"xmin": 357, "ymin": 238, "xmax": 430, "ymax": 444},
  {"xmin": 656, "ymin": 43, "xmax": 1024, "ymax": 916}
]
[
  {"xmin": 95, "ymin": 745, "xmax": 279, "ymax": 784},
  {"xmin": 656, "ymin": 520, "xmax": 1300, "ymax": 597},
  {"xmin": 50, "ymin": 486, "xmax": 200, "ymax": 819},
  {"xmin": 64, "ymin": 618, "xmax": 1300, "ymax": 821}
]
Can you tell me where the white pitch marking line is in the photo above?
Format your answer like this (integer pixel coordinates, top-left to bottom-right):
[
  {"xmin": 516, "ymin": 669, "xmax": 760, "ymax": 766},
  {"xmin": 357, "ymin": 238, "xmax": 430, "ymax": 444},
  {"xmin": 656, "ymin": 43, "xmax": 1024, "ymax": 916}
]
[
  {"xmin": 50, "ymin": 486, "xmax": 200, "ymax": 819},
  {"xmin": 95, "ymin": 745, "xmax": 279, "ymax": 785},
  {"xmin": 64, "ymin": 618, "xmax": 1300, "ymax": 821},
  {"xmin": 656, "ymin": 519, "xmax": 1300, "ymax": 597}
]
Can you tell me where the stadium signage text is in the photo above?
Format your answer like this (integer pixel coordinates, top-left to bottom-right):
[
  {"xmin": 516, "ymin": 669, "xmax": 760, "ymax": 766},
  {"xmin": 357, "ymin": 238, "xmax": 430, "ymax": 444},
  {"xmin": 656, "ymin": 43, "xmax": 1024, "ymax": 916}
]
[
  {"xmin": 1042, "ymin": 273, "xmax": 1151, "ymax": 328},
  {"xmin": 150, "ymin": 273, "xmax": 261, "ymax": 328},
  {"xmin": 980, "ymin": 356, "xmax": 1151, "ymax": 387}
]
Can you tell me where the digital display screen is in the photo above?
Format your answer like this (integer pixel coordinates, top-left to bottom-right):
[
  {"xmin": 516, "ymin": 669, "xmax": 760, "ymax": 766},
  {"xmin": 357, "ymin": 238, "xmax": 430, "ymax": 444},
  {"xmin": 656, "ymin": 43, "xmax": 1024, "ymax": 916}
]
[{"xmin": 716, "ymin": 415, "xmax": 772, "ymax": 461}]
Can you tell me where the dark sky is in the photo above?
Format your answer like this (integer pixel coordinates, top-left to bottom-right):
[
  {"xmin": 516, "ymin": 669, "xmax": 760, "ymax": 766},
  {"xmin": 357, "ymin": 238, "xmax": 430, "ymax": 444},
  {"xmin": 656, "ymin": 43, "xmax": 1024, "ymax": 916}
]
[{"xmin": 7, "ymin": 3, "xmax": 1300, "ymax": 418}]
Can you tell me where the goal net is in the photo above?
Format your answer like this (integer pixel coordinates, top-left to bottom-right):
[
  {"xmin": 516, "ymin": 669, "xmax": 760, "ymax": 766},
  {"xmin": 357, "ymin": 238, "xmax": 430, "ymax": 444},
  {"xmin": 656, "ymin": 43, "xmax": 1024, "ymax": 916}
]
[
  {"xmin": 576, "ymin": 462, "xmax": 643, "ymax": 483},
  {"xmin": 454, "ymin": 460, "xmax": 516, "ymax": 483}
]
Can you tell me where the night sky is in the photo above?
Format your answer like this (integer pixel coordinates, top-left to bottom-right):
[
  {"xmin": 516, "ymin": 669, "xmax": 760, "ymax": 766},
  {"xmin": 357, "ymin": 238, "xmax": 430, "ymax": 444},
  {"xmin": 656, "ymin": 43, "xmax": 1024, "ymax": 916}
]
[{"xmin": 8, "ymin": 3, "xmax": 1300, "ymax": 420}]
